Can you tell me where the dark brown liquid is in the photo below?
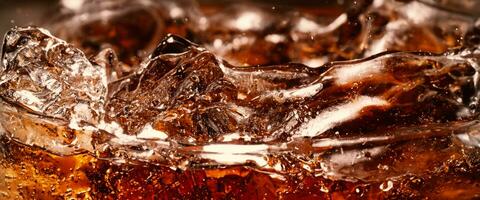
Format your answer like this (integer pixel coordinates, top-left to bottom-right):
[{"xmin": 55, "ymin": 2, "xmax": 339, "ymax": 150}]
[{"xmin": 1, "ymin": 0, "xmax": 480, "ymax": 199}]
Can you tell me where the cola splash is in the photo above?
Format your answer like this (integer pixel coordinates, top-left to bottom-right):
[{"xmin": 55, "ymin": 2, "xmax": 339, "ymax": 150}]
[
  {"xmin": 1, "ymin": 0, "xmax": 480, "ymax": 199},
  {"xmin": 1, "ymin": 25, "xmax": 480, "ymax": 199}
]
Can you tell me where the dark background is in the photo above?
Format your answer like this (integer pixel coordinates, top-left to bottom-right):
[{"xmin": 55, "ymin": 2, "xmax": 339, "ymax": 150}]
[{"xmin": 0, "ymin": 0, "xmax": 51, "ymax": 35}]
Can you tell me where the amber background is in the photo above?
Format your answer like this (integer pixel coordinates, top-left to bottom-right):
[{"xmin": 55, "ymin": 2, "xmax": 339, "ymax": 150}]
[
  {"xmin": 0, "ymin": 0, "xmax": 347, "ymax": 37},
  {"xmin": 1, "ymin": 0, "xmax": 479, "ymax": 41}
]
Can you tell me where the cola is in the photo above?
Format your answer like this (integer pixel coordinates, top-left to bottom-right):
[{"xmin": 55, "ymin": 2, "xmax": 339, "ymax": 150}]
[
  {"xmin": 49, "ymin": 0, "xmax": 205, "ymax": 68},
  {"xmin": 1, "ymin": 0, "xmax": 480, "ymax": 199},
  {"xmin": 47, "ymin": 0, "xmax": 475, "ymax": 68}
]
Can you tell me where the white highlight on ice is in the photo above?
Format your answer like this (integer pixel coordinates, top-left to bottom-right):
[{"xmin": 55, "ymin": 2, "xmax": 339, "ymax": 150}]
[{"xmin": 296, "ymin": 96, "xmax": 389, "ymax": 137}]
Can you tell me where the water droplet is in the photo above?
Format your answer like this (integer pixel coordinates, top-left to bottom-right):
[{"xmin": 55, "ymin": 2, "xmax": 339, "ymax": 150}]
[
  {"xmin": 320, "ymin": 184, "xmax": 329, "ymax": 193},
  {"xmin": 379, "ymin": 180, "xmax": 393, "ymax": 192}
]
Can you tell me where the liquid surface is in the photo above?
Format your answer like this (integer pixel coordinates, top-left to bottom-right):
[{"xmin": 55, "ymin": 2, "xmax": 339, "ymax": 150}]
[{"xmin": 1, "ymin": 0, "xmax": 480, "ymax": 199}]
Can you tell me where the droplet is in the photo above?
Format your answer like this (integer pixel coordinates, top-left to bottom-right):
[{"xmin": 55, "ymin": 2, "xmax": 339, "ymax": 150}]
[
  {"xmin": 320, "ymin": 184, "xmax": 329, "ymax": 193},
  {"xmin": 379, "ymin": 180, "xmax": 393, "ymax": 192}
]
